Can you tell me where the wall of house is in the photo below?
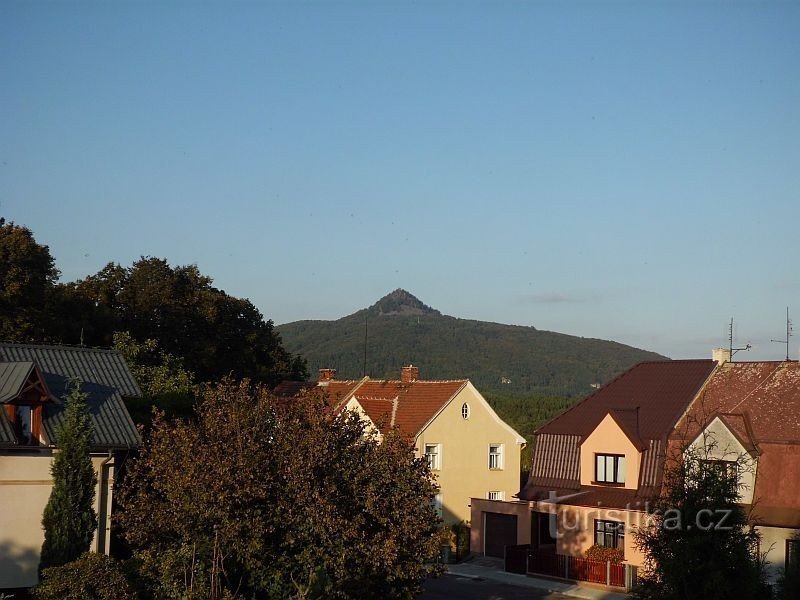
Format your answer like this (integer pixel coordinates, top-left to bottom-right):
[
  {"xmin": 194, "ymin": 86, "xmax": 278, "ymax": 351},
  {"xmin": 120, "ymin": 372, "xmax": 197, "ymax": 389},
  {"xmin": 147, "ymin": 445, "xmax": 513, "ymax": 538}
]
[
  {"xmin": 0, "ymin": 451, "xmax": 114, "ymax": 589},
  {"xmin": 757, "ymin": 525, "xmax": 797, "ymax": 583},
  {"xmin": 579, "ymin": 414, "xmax": 642, "ymax": 489},
  {"xmin": 688, "ymin": 417, "xmax": 757, "ymax": 504},
  {"xmin": 417, "ymin": 383, "xmax": 524, "ymax": 524},
  {"xmin": 469, "ymin": 498, "xmax": 531, "ymax": 554},
  {"xmin": 556, "ymin": 504, "xmax": 649, "ymax": 567}
]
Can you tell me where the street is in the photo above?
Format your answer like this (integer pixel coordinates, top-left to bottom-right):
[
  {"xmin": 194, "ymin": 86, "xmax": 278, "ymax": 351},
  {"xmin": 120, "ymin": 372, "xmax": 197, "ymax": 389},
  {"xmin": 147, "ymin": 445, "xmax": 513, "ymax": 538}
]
[{"xmin": 420, "ymin": 573, "xmax": 575, "ymax": 600}]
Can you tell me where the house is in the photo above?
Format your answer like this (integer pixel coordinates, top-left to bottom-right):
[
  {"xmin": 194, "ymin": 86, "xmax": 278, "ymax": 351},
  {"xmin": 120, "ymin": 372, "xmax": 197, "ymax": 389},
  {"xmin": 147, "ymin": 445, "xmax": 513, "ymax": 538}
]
[
  {"xmin": 675, "ymin": 353, "xmax": 800, "ymax": 582},
  {"xmin": 274, "ymin": 365, "xmax": 526, "ymax": 524},
  {"xmin": 0, "ymin": 343, "xmax": 141, "ymax": 590},
  {"xmin": 471, "ymin": 359, "xmax": 718, "ymax": 562}
]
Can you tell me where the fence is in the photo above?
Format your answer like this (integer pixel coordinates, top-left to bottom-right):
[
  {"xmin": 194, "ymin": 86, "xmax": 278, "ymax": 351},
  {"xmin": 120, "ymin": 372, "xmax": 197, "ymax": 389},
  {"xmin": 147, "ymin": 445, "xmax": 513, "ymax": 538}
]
[{"xmin": 504, "ymin": 545, "xmax": 637, "ymax": 590}]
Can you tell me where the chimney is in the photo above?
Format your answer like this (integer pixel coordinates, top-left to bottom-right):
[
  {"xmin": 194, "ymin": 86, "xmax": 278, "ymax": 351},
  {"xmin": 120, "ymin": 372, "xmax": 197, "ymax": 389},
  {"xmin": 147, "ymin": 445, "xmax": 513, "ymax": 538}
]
[
  {"xmin": 318, "ymin": 368, "xmax": 337, "ymax": 384},
  {"xmin": 712, "ymin": 348, "xmax": 731, "ymax": 365},
  {"xmin": 401, "ymin": 365, "xmax": 419, "ymax": 383}
]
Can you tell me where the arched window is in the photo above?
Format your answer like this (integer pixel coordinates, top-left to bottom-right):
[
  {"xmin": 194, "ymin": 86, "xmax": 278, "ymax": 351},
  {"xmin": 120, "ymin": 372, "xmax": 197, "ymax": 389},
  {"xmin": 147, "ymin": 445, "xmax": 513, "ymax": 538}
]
[{"xmin": 461, "ymin": 403, "xmax": 470, "ymax": 420}]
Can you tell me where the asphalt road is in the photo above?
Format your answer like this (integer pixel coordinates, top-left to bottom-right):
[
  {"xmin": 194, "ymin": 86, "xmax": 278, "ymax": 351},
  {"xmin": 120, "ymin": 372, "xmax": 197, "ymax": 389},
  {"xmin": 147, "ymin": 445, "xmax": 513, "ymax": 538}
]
[{"xmin": 420, "ymin": 573, "xmax": 574, "ymax": 600}]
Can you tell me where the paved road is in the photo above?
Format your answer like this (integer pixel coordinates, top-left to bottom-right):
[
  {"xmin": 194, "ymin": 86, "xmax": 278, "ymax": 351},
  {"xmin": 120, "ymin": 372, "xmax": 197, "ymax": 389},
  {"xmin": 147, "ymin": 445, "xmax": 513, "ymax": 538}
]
[{"xmin": 420, "ymin": 573, "xmax": 575, "ymax": 600}]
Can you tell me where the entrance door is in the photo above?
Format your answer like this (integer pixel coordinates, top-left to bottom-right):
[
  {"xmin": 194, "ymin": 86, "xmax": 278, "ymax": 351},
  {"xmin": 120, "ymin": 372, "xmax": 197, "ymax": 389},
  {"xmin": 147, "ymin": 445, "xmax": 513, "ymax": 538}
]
[{"xmin": 484, "ymin": 513, "xmax": 517, "ymax": 558}]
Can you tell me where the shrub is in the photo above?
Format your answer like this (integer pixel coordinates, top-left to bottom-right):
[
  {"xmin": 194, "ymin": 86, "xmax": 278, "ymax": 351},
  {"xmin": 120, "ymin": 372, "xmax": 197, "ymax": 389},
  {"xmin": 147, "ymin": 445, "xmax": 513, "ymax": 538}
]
[
  {"xmin": 584, "ymin": 544, "xmax": 624, "ymax": 564},
  {"xmin": 34, "ymin": 552, "xmax": 138, "ymax": 600}
]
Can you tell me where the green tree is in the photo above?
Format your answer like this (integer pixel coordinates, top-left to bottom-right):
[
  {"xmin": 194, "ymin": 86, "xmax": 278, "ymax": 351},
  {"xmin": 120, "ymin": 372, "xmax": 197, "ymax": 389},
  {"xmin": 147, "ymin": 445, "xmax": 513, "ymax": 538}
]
[
  {"xmin": 34, "ymin": 553, "xmax": 138, "ymax": 600},
  {"xmin": 118, "ymin": 380, "xmax": 441, "ymax": 599},
  {"xmin": 113, "ymin": 331, "xmax": 196, "ymax": 423},
  {"xmin": 631, "ymin": 440, "xmax": 769, "ymax": 600},
  {"xmin": 40, "ymin": 380, "xmax": 98, "ymax": 571},
  {"xmin": 0, "ymin": 218, "xmax": 60, "ymax": 340}
]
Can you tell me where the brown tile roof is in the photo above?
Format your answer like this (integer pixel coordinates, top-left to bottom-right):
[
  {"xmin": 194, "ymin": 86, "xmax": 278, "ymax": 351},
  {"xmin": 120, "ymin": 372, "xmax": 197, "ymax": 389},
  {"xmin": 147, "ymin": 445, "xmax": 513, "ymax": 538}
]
[
  {"xmin": 674, "ymin": 361, "xmax": 800, "ymax": 526},
  {"xmin": 272, "ymin": 377, "xmax": 467, "ymax": 436},
  {"xmin": 522, "ymin": 484, "xmax": 651, "ymax": 511},
  {"xmin": 537, "ymin": 360, "xmax": 717, "ymax": 440}
]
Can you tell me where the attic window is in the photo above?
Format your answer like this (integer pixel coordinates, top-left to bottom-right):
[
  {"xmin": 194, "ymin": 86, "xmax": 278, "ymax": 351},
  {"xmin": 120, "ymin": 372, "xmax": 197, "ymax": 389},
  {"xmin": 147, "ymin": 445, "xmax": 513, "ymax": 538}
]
[
  {"xmin": 15, "ymin": 405, "xmax": 33, "ymax": 444},
  {"xmin": 595, "ymin": 454, "xmax": 625, "ymax": 484},
  {"xmin": 461, "ymin": 403, "xmax": 470, "ymax": 419}
]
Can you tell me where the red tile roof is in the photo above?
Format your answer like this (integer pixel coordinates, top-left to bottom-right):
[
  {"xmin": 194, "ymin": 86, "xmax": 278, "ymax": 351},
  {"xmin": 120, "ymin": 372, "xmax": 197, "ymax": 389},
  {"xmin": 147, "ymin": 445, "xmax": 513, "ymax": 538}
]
[
  {"xmin": 273, "ymin": 377, "xmax": 467, "ymax": 436},
  {"xmin": 673, "ymin": 361, "xmax": 800, "ymax": 526},
  {"xmin": 538, "ymin": 360, "xmax": 717, "ymax": 441}
]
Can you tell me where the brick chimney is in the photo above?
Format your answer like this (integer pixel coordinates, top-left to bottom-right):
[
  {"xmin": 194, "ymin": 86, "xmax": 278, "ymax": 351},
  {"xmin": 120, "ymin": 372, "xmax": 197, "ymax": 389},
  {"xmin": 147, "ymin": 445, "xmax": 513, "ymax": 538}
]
[
  {"xmin": 401, "ymin": 365, "xmax": 419, "ymax": 383},
  {"xmin": 318, "ymin": 368, "xmax": 337, "ymax": 384}
]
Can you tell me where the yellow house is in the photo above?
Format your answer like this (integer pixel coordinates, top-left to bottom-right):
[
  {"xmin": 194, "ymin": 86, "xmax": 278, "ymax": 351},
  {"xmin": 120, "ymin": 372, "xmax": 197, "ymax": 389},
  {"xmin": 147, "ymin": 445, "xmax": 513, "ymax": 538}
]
[
  {"xmin": 275, "ymin": 366, "xmax": 526, "ymax": 524},
  {"xmin": 0, "ymin": 343, "xmax": 141, "ymax": 591}
]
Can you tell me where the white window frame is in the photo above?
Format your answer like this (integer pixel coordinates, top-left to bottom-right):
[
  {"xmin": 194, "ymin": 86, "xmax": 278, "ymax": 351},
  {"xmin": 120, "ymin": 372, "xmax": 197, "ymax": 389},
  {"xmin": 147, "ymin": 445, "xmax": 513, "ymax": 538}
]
[
  {"xmin": 487, "ymin": 491, "xmax": 504, "ymax": 501},
  {"xmin": 433, "ymin": 493, "xmax": 443, "ymax": 517},
  {"xmin": 461, "ymin": 402, "xmax": 470, "ymax": 419},
  {"xmin": 488, "ymin": 443, "xmax": 504, "ymax": 470},
  {"xmin": 425, "ymin": 443, "xmax": 441, "ymax": 471}
]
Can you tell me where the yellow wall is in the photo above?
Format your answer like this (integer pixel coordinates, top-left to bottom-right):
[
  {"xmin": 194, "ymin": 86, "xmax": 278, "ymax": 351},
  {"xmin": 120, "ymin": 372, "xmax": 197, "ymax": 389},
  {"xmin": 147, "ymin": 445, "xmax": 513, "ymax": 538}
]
[
  {"xmin": 0, "ymin": 451, "xmax": 115, "ymax": 589},
  {"xmin": 757, "ymin": 525, "xmax": 798, "ymax": 583},
  {"xmin": 580, "ymin": 413, "xmax": 642, "ymax": 489},
  {"xmin": 416, "ymin": 383, "xmax": 525, "ymax": 524}
]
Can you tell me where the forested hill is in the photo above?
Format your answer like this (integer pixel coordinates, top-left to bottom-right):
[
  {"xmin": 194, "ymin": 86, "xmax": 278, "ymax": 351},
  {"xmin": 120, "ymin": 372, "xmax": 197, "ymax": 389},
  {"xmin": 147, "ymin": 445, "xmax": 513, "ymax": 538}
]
[{"xmin": 277, "ymin": 289, "xmax": 667, "ymax": 397}]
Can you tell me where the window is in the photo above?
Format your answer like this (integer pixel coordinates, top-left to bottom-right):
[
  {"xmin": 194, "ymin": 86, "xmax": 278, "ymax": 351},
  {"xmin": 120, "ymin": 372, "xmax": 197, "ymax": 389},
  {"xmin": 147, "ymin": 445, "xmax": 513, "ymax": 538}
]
[
  {"xmin": 594, "ymin": 519, "xmax": 625, "ymax": 550},
  {"xmin": 461, "ymin": 403, "xmax": 470, "ymax": 419},
  {"xmin": 701, "ymin": 459, "xmax": 738, "ymax": 481},
  {"xmin": 14, "ymin": 405, "xmax": 32, "ymax": 444},
  {"xmin": 595, "ymin": 454, "xmax": 625, "ymax": 484},
  {"xmin": 487, "ymin": 491, "xmax": 504, "ymax": 501},
  {"xmin": 787, "ymin": 538, "xmax": 799, "ymax": 571},
  {"xmin": 488, "ymin": 444, "xmax": 503, "ymax": 470},
  {"xmin": 425, "ymin": 444, "xmax": 441, "ymax": 471}
]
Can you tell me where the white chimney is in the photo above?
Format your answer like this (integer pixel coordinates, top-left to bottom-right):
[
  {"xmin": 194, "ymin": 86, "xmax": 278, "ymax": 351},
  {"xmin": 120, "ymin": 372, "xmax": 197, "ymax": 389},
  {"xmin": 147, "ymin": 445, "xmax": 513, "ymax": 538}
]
[{"xmin": 712, "ymin": 347, "xmax": 731, "ymax": 365}]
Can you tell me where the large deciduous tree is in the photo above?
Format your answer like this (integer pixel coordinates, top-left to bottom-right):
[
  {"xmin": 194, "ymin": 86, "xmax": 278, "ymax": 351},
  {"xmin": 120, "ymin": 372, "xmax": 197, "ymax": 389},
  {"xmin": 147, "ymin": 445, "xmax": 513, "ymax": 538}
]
[
  {"xmin": 40, "ymin": 380, "xmax": 98, "ymax": 572},
  {"xmin": 0, "ymin": 218, "xmax": 61, "ymax": 340},
  {"xmin": 118, "ymin": 380, "xmax": 441, "ymax": 599},
  {"xmin": 631, "ymin": 439, "xmax": 769, "ymax": 600}
]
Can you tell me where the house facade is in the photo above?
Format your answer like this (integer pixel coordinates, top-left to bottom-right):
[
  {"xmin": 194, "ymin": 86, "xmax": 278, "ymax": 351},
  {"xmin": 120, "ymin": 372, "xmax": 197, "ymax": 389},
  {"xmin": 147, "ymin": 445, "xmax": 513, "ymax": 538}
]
[
  {"xmin": 275, "ymin": 366, "xmax": 526, "ymax": 524},
  {"xmin": 0, "ymin": 343, "xmax": 141, "ymax": 590},
  {"xmin": 471, "ymin": 359, "xmax": 718, "ymax": 561}
]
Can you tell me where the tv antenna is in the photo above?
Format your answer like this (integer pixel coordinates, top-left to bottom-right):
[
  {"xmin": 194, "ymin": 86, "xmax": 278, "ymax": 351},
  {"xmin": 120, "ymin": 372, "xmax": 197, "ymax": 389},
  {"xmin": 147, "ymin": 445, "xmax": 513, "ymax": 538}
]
[
  {"xmin": 770, "ymin": 307, "xmax": 793, "ymax": 361},
  {"xmin": 728, "ymin": 317, "xmax": 751, "ymax": 361}
]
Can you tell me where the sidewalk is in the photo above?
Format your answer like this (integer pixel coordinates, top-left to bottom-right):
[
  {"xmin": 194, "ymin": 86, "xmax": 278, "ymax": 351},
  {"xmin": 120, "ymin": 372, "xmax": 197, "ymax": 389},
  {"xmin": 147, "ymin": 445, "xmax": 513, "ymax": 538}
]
[{"xmin": 446, "ymin": 561, "xmax": 629, "ymax": 600}]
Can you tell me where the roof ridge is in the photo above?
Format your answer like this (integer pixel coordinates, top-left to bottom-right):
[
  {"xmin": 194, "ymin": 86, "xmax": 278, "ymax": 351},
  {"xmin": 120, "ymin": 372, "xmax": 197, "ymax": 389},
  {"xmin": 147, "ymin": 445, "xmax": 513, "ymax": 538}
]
[{"xmin": 0, "ymin": 342, "xmax": 119, "ymax": 354}]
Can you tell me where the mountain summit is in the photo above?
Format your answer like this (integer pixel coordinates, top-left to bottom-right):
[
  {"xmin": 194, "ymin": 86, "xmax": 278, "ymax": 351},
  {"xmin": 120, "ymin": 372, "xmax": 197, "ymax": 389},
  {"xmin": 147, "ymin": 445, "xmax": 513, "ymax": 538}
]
[
  {"xmin": 277, "ymin": 292, "xmax": 666, "ymax": 397},
  {"xmin": 368, "ymin": 289, "xmax": 441, "ymax": 316}
]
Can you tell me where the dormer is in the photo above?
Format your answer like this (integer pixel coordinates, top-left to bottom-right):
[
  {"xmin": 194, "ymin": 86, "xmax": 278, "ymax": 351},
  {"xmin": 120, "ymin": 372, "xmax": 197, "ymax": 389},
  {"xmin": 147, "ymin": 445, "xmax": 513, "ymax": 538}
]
[
  {"xmin": 0, "ymin": 361, "xmax": 53, "ymax": 446},
  {"xmin": 687, "ymin": 413, "xmax": 759, "ymax": 504},
  {"xmin": 579, "ymin": 410, "xmax": 646, "ymax": 489}
]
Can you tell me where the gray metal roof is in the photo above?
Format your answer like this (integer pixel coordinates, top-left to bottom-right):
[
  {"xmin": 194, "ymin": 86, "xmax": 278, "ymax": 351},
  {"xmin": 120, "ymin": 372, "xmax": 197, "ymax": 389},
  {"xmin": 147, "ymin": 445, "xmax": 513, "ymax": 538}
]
[
  {"xmin": 0, "ymin": 407, "xmax": 16, "ymax": 446},
  {"xmin": 0, "ymin": 361, "xmax": 36, "ymax": 403},
  {"xmin": 0, "ymin": 344, "xmax": 142, "ymax": 450}
]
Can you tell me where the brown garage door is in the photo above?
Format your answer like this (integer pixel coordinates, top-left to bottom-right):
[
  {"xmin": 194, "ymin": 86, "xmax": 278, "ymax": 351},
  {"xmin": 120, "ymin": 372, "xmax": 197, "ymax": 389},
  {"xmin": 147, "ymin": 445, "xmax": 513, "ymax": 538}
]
[{"xmin": 484, "ymin": 513, "xmax": 517, "ymax": 558}]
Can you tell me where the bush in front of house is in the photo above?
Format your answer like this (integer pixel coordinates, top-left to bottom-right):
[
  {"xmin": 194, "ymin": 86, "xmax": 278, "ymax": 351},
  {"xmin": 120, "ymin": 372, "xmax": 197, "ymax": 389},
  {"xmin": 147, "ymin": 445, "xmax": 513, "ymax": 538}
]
[
  {"xmin": 33, "ymin": 552, "xmax": 138, "ymax": 600},
  {"xmin": 584, "ymin": 544, "xmax": 624, "ymax": 564}
]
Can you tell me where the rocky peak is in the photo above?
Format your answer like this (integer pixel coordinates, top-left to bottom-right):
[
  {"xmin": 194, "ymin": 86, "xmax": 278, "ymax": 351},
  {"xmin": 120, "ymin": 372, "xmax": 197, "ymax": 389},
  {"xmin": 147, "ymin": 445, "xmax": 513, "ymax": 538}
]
[{"xmin": 370, "ymin": 289, "xmax": 440, "ymax": 316}]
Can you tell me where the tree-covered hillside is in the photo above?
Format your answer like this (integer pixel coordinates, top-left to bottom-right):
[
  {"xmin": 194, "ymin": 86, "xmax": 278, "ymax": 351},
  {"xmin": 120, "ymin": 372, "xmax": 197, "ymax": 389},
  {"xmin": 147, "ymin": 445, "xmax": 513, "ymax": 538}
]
[{"xmin": 277, "ymin": 289, "xmax": 667, "ymax": 398}]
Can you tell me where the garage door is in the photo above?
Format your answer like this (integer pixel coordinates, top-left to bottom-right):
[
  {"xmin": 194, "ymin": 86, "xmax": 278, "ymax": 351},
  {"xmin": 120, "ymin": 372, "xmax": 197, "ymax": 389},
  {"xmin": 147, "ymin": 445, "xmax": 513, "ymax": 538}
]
[{"xmin": 484, "ymin": 513, "xmax": 518, "ymax": 558}]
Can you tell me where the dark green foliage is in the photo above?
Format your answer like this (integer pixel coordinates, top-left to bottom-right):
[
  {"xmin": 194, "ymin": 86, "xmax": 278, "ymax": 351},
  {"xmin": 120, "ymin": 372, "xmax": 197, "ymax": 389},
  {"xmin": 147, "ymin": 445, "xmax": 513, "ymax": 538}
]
[
  {"xmin": 118, "ymin": 380, "xmax": 442, "ymax": 599},
  {"xmin": 40, "ymin": 380, "xmax": 98, "ymax": 572},
  {"xmin": 277, "ymin": 289, "xmax": 664, "ymax": 398},
  {"xmin": 0, "ymin": 218, "xmax": 61, "ymax": 341},
  {"xmin": 34, "ymin": 552, "xmax": 139, "ymax": 600},
  {"xmin": 113, "ymin": 332, "xmax": 196, "ymax": 423},
  {"xmin": 632, "ymin": 442, "xmax": 770, "ymax": 600}
]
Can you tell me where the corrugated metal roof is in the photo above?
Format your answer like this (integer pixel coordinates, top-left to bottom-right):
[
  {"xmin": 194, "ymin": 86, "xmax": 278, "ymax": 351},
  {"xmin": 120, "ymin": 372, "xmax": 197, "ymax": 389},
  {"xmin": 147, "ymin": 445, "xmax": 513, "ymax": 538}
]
[
  {"xmin": 0, "ymin": 410, "xmax": 16, "ymax": 446},
  {"xmin": 0, "ymin": 344, "xmax": 141, "ymax": 449},
  {"xmin": 527, "ymin": 434, "xmax": 581, "ymax": 490},
  {"xmin": 0, "ymin": 361, "xmax": 35, "ymax": 403}
]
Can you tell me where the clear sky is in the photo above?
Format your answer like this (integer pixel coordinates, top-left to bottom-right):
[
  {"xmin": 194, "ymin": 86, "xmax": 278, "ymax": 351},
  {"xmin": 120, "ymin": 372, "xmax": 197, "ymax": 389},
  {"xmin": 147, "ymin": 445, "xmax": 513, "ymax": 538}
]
[{"xmin": 2, "ymin": 1, "xmax": 798, "ymax": 360}]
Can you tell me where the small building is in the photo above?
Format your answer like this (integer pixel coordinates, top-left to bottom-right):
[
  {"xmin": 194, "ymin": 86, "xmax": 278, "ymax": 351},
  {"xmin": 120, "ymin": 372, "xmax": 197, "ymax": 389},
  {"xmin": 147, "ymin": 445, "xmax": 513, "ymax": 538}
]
[
  {"xmin": 0, "ymin": 343, "xmax": 141, "ymax": 590},
  {"xmin": 275, "ymin": 366, "xmax": 526, "ymax": 524}
]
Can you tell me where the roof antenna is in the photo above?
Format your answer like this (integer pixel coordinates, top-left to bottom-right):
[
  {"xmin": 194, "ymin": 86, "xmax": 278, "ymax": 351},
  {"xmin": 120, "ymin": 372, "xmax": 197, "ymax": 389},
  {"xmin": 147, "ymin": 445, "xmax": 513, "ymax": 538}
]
[
  {"xmin": 728, "ymin": 317, "xmax": 751, "ymax": 362},
  {"xmin": 770, "ymin": 307, "xmax": 792, "ymax": 361},
  {"xmin": 362, "ymin": 313, "xmax": 368, "ymax": 377},
  {"xmin": 80, "ymin": 327, "xmax": 85, "ymax": 347}
]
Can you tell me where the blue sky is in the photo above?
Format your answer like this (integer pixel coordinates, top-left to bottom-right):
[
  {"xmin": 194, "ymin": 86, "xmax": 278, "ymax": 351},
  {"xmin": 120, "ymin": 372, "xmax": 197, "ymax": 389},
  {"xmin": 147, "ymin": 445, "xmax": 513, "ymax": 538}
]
[{"xmin": 2, "ymin": 1, "xmax": 798, "ymax": 360}]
